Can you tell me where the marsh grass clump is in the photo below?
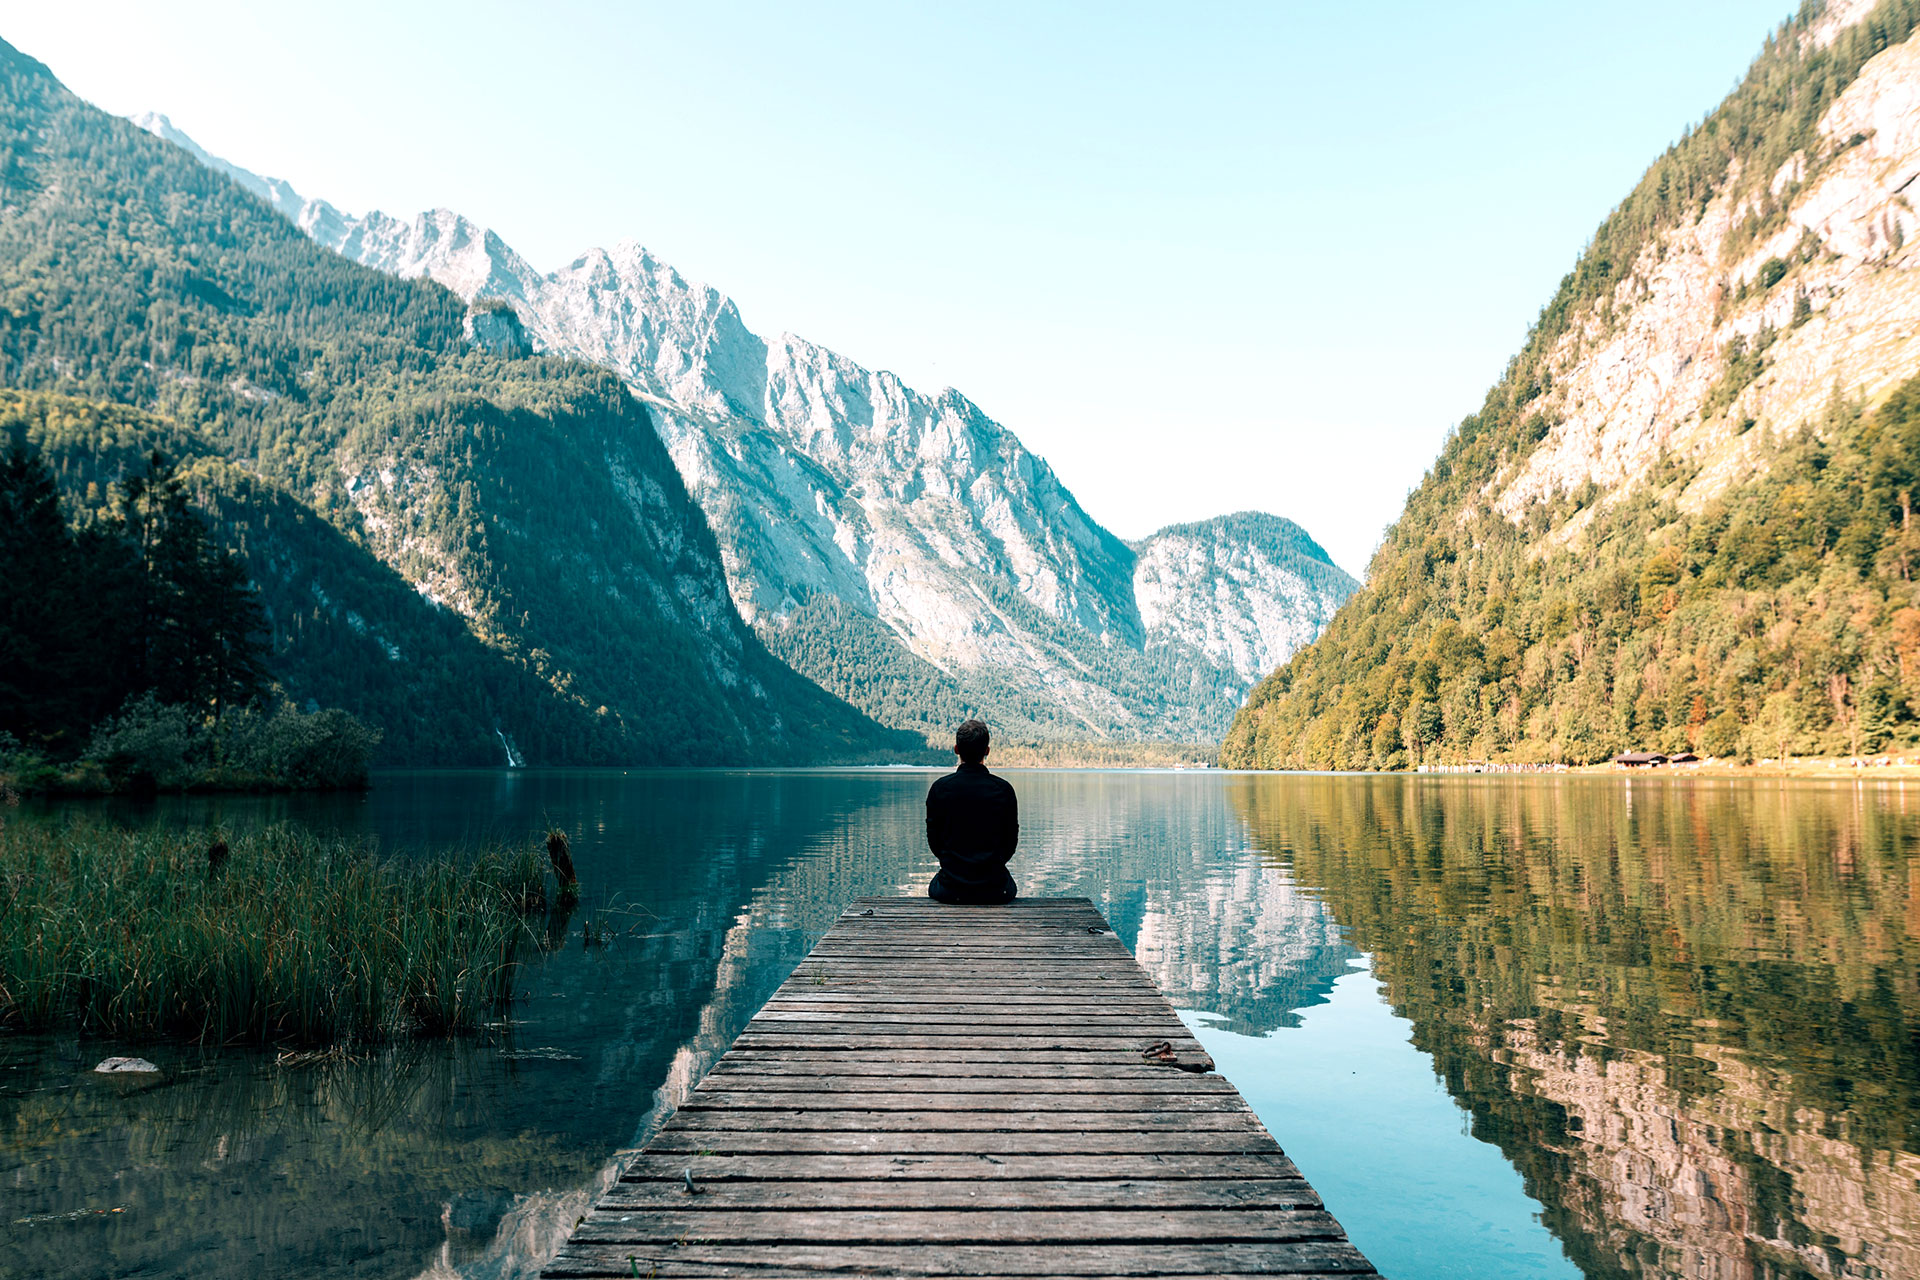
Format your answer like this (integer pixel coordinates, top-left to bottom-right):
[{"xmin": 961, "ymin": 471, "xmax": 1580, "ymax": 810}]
[
  {"xmin": 0, "ymin": 817, "xmax": 548, "ymax": 1045},
  {"xmin": 544, "ymin": 826, "xmax": 578, "ymax": 902}
]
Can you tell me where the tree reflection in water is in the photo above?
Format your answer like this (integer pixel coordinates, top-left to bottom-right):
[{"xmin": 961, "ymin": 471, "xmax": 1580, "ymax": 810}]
[{"xmin": 1234, "ymin": 774, "xmax": 1920, "ymax": 1280}]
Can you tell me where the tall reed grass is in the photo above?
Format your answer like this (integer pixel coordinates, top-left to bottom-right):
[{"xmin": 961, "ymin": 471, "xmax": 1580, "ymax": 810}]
[{"xmin": 0, "ymin": 817, "xmax": 547, "ymax": 1045}]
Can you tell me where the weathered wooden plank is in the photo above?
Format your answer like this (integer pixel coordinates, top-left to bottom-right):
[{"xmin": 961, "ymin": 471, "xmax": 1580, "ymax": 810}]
[
  {"xmin": 718, "ymin": 1045, "xmax": 1217, "ymax": 1073},
  {"xmin": 754, "ymin": 1012, "xmax": 1179, "ymax": 1027},
  {"xmin": 784, "ymin": 967, "xmax": 1153, "ymax": 977},
  {"xmin": 694, "ymin": 1074, "xmax": 1238, "ymax": 1093},
  {"xmin": 732, "ymin": 1024, "xmax": 1205, "ymax": 1040},
  {"xmin": 840, "ymin": 897, "xmax": 1099, "ymax": 905},
  {"xmin": 820, "ymin": 917, "xmax": 1112, "ymax": 925},
  {"xmin": 617, "ymin": 1153, "xmax": 1308, "ymax": 1182},
  {"xmin": 545, "ymin": 1241, "xmax": 1377, "ymax": 1277},
  {"xmin": 641, "ymin": 1130, "xmax": 1284, "ymax": 1155},
  {"xmin": 818, "ymin": 920, "xmax": 1116, "ymax": 930},
  {"xmin": 824, "ymin": 922, "xmax": 1110, "ymax": 929},
  {"xmin": 788, "ymin": 958, "xmax": 1147, "ymax": 968},
  {"xmin": 785, "ymin": 972, "xmax": 1163, "ymax": 985},
  {"xmin": 822, "ymin": 920, "xmax": 1115, "ymax": 930},
  {"xmin": 779, "ymin": 988, "xmax": 1171, "ymax": 1000},
  {"xmin": 775, "ymin": 969, "xmax": 1151, "ymax": 980},
  {"xmin": 816, "ymin": 930, "xmax": 1120, "ymax": 940},
  {"xmin": 761, "ymin": 989, "xmax": 1171, "ymax": 1002},
  {"xmin": 809, "ymin": 932, "xmax": 1121, "ymax": 940},
  {"xmin": 714, "ymin": 1047, "xmax": 1216, "ymax": 1069},
  {"xmin": 762, "ymin": 994, "xmax": 1178, "ymax": 1006},
  {"xmin": 802, "ymin": 941, "xmax": 1127, "ymax": 951},
  {"xmin": 681, "ymin": 1091, "xmax": 1250, "ymax": 1113},
  {"xmin": 793, "ymin": 969, "xmax": 1134, "ymax": 981},
  {"xmin": 601, "ymin": 1179, "xmax": 1321, "ymax": 1210},
  {"xmin": 780, "ymin": 989, "xmax": 1171, "ymax": 1000},
  {"xmin": 777, "ymin": 989, "xmax": 1166, "ymax": 1000},
  {"xmin": 662, "ymin": 1109, "xmax": 1267, "ymax": 1133},
  {"xmin": 758, "ymin": 1004, "xmax": 1180, "ymax": 1016},
  {"xmin": 787, "ymin": 968, "xmax": 1137, "ymax": 976},
  {"xmin": 818, "ymin": 920, "xmax": 1112, "ymax": 930},
  {"xmin": 705, "ymin": 1060, "xmax": 1227, "ymax": 1080},
  {"xmin": 806, "ymin": 940, "xmax": 1128, "ymax": 951},
  {"xmin": 728, "ymin": 1033, "xmax": 1211, "ymax": 1053},
  {"xmin": 570, "ymin": 1207, "xmax": 1347, "ymax": 1245},
  {"xmin": 748, "ymin": 1012, "xmax": 1195, "ymax": 1031},
  {"xmin": 825, "ymin": 918, "xmax": 1114, "ymax": 925},
  {"xmin": 781, "ymin": 981, "xmax": 1159, "ymax": 989},
  {"xmin": 840, "ymin": 905, "xmax": 1105, "ymax": 915},
  {"xmin": 552, "ymin": 1265, "xmax": 1369, "ymax": 1280},
  {"xmin": 556, "ymin": 1271, "xmax": 1365, "ymax": 1280},
  {"xmin": 799, "ymin": 940, "xmax": 1128, "ymax": 951},
  {"xmin": 752, "ymin": 1005, "xmax": 1183, "ymax": 1019},
  {"xmin": 782, "ymin": 970, "xmax": 1160, "ymax": 981},
  {"xmin": 808, "ymin": 931, "xmax": 1120, "ymax": 939},
  {"xmin": 797, "ymin": 952, "xmax": 1129, "ymax": 962},
  {"xmin": 542, "ymin": 897, "xmax": 1371, "ymax": 1279}
]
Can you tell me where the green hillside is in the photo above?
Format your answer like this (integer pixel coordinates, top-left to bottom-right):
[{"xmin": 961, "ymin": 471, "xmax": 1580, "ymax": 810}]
[
  {"xmin": 1224, "ymin": 0, "xmax": 1920, "ymax": 769},
  {"xmin": 0, "ymin": 39, "xmax": 915, "ymax": 766}
]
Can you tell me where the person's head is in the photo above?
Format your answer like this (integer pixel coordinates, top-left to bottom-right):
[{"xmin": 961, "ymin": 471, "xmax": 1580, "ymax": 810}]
[{"xmin": 954, "ymin": 719, "xmax": 990, "ymax": 765}]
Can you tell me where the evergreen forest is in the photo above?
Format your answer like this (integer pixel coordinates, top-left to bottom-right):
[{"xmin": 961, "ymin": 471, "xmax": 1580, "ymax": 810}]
[{"xmin": 0, "ymin": 410, "xmax": 388, "ymax": 790}]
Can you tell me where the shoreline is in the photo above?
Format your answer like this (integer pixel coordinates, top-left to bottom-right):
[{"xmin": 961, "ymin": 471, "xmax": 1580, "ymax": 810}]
[{"xmin": 1413, "ymin": 758, "xmax": 1920, "ymax": 781}]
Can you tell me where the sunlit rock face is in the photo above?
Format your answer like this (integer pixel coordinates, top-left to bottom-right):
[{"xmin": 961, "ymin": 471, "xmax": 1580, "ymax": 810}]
[
  {"xmin": 1132, "ymin": 513, "xmax": 1354, "ymax": 687},
  {"xmin": 462, "ymin": 302, "xmax": 531, "ymax": 357},
  {"xmin": 1485, "ymin": 25, "xmax": 1920, "ymax": 543},
  {"xmin": 134, "ymin": 113, "xmax": 1357, "ymax": 741}
]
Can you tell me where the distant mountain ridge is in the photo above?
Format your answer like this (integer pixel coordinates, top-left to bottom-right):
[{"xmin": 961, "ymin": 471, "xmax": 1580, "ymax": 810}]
[{"xmin": 132, "ymin": 111, "xmax": 1357, "ymax": 742}]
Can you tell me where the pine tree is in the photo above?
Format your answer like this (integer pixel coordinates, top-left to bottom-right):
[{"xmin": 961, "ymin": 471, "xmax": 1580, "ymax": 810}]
[
  {"xmin": 123, "ymin": 450, "xmax": 269, "ymax": 717},
  {"xmin": 0, "ymin": 437, "xmax": 86, "ymax": 746},
  {"xmin": 0, "ymin": 441, "xmax": 271, "ymax": 754}
]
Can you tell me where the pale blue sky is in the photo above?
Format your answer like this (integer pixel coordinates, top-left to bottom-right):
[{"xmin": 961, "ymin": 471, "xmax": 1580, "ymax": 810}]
[{"xmin": 11, "ymin": 1, "xmax": 1798, "ymax": 576}]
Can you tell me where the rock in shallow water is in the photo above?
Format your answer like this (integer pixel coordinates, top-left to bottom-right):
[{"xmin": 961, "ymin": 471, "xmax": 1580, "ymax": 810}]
[{"xmin": 93, "ymin": 1057, "xmax": 159, "ymax": 1074}]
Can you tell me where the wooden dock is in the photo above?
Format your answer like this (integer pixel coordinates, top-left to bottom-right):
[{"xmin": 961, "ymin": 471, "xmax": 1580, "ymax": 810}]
[{"xmin": 545, "ymin": 896, "xmax": 1377, "ymax": 1278}]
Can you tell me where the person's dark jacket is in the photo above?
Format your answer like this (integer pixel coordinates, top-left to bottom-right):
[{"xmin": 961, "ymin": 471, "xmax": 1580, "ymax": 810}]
[{"xmin": 925, "ymin": 762, "xmax": 1018, "ymax": 904}]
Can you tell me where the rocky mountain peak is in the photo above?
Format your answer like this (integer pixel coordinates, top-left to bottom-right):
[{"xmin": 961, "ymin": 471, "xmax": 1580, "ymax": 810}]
[{"xmin": 1134, "ymin": 513, "xmax": 1353, "ymax": 686}]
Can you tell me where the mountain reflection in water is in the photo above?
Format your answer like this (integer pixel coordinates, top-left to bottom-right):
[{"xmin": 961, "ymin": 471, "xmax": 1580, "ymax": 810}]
[
  {"xmin": 1233, "ymin": 774, "xmax": 1920, "ymax": 1280},
  {"xmin": 1, "ymin": 770, "xmax": 1913, "ymax": 1280}
]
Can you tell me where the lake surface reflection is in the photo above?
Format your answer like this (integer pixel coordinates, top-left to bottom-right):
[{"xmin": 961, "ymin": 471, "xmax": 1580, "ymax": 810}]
[{"xmin": 2, "ymin": 770, "xmax": 1914, "ymax": 1280}]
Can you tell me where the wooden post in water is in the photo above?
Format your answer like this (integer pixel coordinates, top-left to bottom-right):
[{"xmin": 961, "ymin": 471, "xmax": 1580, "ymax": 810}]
[{"xmin": 544, "ymin": 896, "xmax": 1378, "ymax": 1278}]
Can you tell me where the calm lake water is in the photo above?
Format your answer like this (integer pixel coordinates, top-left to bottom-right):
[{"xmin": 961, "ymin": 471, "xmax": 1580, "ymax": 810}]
[{"xmin": 3, "ymin": 769, "xmax": 1916, "ymax": 1280}]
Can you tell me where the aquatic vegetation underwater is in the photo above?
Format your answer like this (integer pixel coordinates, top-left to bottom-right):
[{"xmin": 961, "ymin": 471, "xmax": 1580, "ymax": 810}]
[{"xmin": 0, "ymin": 816, "xmax": 548, "ymax": 1044}]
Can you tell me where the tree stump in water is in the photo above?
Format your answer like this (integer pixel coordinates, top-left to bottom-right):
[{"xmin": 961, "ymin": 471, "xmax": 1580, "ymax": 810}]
[{"xmin": 546, "ymin": 828, "xmax": 578, "ymax": 901}]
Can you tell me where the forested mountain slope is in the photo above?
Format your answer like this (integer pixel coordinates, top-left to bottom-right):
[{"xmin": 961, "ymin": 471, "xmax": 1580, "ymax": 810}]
[
  {"xmin": 0, "ymin": 39, "xmax": 914, "ymax": 766},
  {"xmin": 131, "ymin": 115, "xmax": 1358, "ymax": 745},
  {"xmin": 1225, "ymin": 0, "xmax": 1920, "ymax": 768}
]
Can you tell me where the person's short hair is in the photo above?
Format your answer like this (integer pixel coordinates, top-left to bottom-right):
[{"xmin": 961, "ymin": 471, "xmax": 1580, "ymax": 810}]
[{"xmin": 954, "ymin": 719, "xmax": 990, "ymax": 763}]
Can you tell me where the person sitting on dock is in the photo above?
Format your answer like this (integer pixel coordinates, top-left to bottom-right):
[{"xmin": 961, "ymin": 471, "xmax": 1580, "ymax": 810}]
[{"xmin": 925, "ymin": 718, "xmax": 1019, "ymax": 905}]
